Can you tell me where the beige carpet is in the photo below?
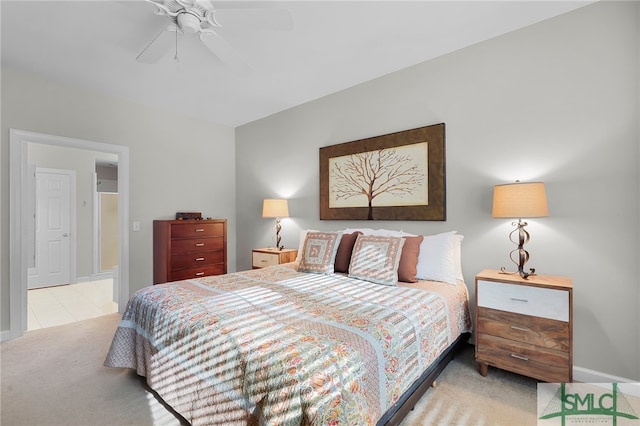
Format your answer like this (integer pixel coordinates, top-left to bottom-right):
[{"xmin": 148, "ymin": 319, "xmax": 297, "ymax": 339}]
[
  {"xmin": 400, "ymin": 343, "xmax": 538, "ymax": 425},
  {"xmin": 1, "ymin": 313, "xmax": 538, "ymax": 425}
]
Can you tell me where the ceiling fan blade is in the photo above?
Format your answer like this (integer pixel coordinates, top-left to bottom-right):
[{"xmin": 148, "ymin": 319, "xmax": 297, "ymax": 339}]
[
  {"xmin": 211, "ymin": 8, "xmax": 293, "ymax": 31},
  {"xmin": 200, "ymin": 31, "xmax": 251, "ymax": 74},
  {"xmin": 136, "ymin": 26, "xmax": 178, "ymax": 64}
]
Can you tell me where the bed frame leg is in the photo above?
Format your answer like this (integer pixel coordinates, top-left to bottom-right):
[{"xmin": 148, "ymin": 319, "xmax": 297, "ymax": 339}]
[{"xmin": 479, "ymin": 362, "xmax": 489, "ymax": 377}]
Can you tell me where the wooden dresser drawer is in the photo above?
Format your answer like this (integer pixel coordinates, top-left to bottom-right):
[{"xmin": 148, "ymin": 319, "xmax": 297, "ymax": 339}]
[
  {"xmin": 170, "ymin": 264, "xmax": 226, "ymax": 281},
  {"xmin": 477, "ymin": 279, "xmax": 569, "ymax": 322},
  {"xmin": 477, "ymin": 333, "xmax": 570, "ymax": 383},
  {"xmin": 252, "ymin": 251, "xmax": 280, "ymax": 268},
  {"xmin": 477, "ymin": 307, "xmax": 569, "ymax": 351},
  {"xmin": 171, "ymin": 222, "xmax": 225, "ymax": 238},
  {"xmin": 171, "ymin": 251, "xmax": 224, "ymax": 270},
  {"xmin": 171, "ymin": 237, "xmax": 224, "ymax": 254}
]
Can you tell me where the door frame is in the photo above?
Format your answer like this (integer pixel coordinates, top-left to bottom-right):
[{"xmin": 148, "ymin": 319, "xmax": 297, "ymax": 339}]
[
  {"xmin": 9, "ymin": 129, "xmax": 130, "ymax": 340},
  {"xmin": 28, "ymin": 167, "xmax": 77, "ymax": 288}
]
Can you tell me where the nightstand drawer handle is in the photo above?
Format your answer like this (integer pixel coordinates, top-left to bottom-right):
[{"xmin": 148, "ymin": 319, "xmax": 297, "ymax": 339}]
[
  {"xmin": 260, "ymin": 260, "xmax": 268, "ymax": 263},
  {"xmin": 510, "ymin": 353, "xmax": 529, "ymax": 361},
  {"xmin": 510, "ymin": 297, "xmax": 529, "ymax": 303},
  {"xmin": 195, "ymin": 272, "xmax": 205, "ymax": 276},
  {"xmin": 195, "ymin": 243, "xmax": 205, "ymax": 247},
  {"xmin": 195, "ymin": 257, "xmax": 205, "ymax": 261},
  {"xmin": 510, "ymin": 325, "xmax": 529, "ymax": 332},
  {"xmin": 195, "ymin": 229, "xmax": 205, "ymax": 232}
]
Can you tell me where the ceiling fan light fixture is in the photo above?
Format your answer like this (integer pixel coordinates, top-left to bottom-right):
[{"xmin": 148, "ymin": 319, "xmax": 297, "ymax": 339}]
[
  {"xmin": 138, "ymin": 0, "xmax": 293, "ymax": 69},
  {"xmin": 177, "ymin": 11, "xmax": 201, "ymax": 33}
]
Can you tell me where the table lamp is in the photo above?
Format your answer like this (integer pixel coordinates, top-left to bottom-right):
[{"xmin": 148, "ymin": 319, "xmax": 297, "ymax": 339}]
[
  {"xmin": 492, "ymin": 181, "xmax": 548, "ymax": 278},
  {"xmin": 262, "ymin": 198, "xmax": 289, "ymax": 250}
]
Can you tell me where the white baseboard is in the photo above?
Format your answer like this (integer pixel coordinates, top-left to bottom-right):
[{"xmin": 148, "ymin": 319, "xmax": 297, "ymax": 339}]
[
  {"xmin": 77, "ymin": 272, "xmax": 113, "ymax": 283},
  {"xmin": 0, "ymin": 329, "xmax": 12, "ymax": 342},
  {"xmin": 573, "ymin": 365, "xmax": 638, "ymax": 384}
]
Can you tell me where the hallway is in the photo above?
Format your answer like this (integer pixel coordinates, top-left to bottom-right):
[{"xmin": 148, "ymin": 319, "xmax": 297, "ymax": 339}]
[{"xmin": 27, "ymin": 279, "xmax": 118, "ymax": 331}]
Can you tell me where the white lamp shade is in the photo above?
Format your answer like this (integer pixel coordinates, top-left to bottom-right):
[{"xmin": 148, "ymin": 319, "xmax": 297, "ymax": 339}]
[
  {"xmin": 492, "ymin": 182, "xmax": 548, "ymax": 218},
  {"xmin": 262, "ymin": 199, "xmax": 289, "ymax": 218}
]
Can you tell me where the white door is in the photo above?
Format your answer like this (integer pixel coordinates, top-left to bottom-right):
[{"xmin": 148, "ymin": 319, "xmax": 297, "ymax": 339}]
[{"xmin": 28, "ymin": 169, "xmax": 73, "ymax": 289}]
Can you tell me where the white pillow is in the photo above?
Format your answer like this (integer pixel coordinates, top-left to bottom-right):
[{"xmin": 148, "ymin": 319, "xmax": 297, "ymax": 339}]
[
  {"xmin": 454, "ymin": 234, "xmax": 464, "ymax": 281},
  {"xmin": 341, "ymin": 228, "xmax": 412, "ymax": 237},
  {"xmin": 341, "ymin": 228, "xmax": 376, "ymax": 236},
  {"xmin": 403, "ymin": 230, "xmax": 464, "ymax": 281},
  {"xmin": 415, "ymin": 231, "xmax": 458, "ymax": 284},
  {"xmin": 295, "ymin": 229, "xmax": 318, "ymax": 262}
]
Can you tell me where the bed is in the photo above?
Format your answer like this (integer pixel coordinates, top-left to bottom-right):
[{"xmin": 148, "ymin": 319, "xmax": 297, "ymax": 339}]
[{"xmin": 105, "ymin": 230, "xmax": 472, "ymax": 425}]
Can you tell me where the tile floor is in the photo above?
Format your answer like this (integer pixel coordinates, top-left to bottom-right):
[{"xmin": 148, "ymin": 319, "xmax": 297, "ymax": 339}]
[{"xmin": 27, "ymin": 279, "xmax": 119, "ymax": 331}]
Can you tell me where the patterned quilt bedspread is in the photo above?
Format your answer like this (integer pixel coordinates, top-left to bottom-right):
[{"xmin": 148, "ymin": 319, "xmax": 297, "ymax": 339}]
[{"xmin": 104, "ymin": 264, "xmax": 471, "ymax": 425}]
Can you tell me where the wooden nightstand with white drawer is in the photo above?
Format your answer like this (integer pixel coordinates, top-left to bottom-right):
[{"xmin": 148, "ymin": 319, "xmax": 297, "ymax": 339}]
[
  {"xmin": 475, "ymin": 269, "xmax": 573, "ymax": 383},
  {"xmin": 252, "ymin": 248, "xmax": 298, "ymax": 269}
]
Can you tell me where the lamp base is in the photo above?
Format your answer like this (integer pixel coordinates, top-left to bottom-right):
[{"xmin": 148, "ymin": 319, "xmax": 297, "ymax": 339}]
[
  {"xmin": 499, "ymin": 266, "xmax": 536, "ymax": 279},
  {"xmin": 275, "ymin": 218, "xmax": 284, "ymax": 251},
  {"xmin": 501, "ymin": 219, "xmax": 537, "ymax": 279}
]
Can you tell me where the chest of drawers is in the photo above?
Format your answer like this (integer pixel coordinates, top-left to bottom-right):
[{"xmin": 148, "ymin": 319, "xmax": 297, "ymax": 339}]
[
  {"xmin": 475, "ymin": 269, "xmax": 573, "ymax": 382},
  {"xmin": 153, "ymin": 219, "xmax": 227, "ymax": 284},
  {"xmin": 252, "ymin": 248, "xmax": 298, "ymax": 269}
]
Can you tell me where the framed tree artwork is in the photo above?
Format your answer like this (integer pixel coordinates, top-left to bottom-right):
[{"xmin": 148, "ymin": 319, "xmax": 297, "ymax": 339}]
[{"xmin": 320, "ymin": 123, "xmax": 445, "ymax": 221}]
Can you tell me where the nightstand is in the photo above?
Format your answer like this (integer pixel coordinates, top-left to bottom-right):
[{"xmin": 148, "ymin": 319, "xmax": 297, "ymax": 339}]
[
  {"xmin": 475, "ymin": 269, "xmax": 573, "ymax": 383},
  {"xmin": 252, "ymin": 248, "xmax": 298, "ymax": 269}
]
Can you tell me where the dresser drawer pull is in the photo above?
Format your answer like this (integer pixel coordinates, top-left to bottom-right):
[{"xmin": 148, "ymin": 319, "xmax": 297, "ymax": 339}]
[
  {"xmin": 195, "ymin": 257, "xmax": 205, "ymax": 261},
  {"xmin": 195, "ymin": 272, "xmax": 205, "ymax": 276},
  {"xmin": 510, "ymin": 298, "xmax": 529, "ymax": 303},
  {"xmin": 195, "ymin": 229, "xmax": 205, "ymax": 232},
  {"xmin": 260, "ymin": 260, "xmax": 268, "ymax": 263},
  {"xmin": 195, "ymin": 243, "xmax": 205, "ymax": 247},
  {"xmin": 510, "ymin": 325, "xmax": 529, "ymax": 332},
  {"xmin": 510, "ymin": 353, "xmax": 529, "ymax": 361}
]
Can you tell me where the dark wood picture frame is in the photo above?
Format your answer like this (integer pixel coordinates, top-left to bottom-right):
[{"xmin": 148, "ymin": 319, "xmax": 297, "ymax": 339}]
[{"xmin": 320, "ymin": 123, "xmax": 445, "ymax": 221}]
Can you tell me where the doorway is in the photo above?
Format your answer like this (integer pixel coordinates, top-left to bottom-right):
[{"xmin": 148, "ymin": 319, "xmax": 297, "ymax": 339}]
[{"xmin": 9, "ymin": 129, "xmax": 130, "ymax": 340}]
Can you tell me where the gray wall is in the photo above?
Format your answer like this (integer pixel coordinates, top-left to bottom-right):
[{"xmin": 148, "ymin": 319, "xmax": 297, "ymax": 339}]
[
  {"xmin": 236, "ymin": 2, "xmax": 640, "ymax": 380},
  {"xmin": 97, "ymin": 165, "xmax": 118, "ymax": 193},
  {"xmin": 1, "ymin": 67, "xmax": 237, "ymax": 331}
]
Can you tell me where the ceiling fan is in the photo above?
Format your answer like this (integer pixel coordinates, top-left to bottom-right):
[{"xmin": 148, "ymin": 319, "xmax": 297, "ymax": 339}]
[{"xmin": 137, "ymin": 0, "xmax": 293, "ymax": 71}]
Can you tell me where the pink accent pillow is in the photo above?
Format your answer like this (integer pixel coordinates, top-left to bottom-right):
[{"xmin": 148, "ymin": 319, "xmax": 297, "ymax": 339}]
[
  {"xmin": 334, "ymin": 232, "xmax": 362, "ymax": 273},
  {"xmin": 398, "ymin": 235, "xmax": 424, "ymax": 283}
]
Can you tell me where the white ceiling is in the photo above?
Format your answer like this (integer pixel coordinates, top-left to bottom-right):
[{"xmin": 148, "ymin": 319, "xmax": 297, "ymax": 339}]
[{"xmin": 1, "ymin": 1, "xmax": 592, "ymax": 128}]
